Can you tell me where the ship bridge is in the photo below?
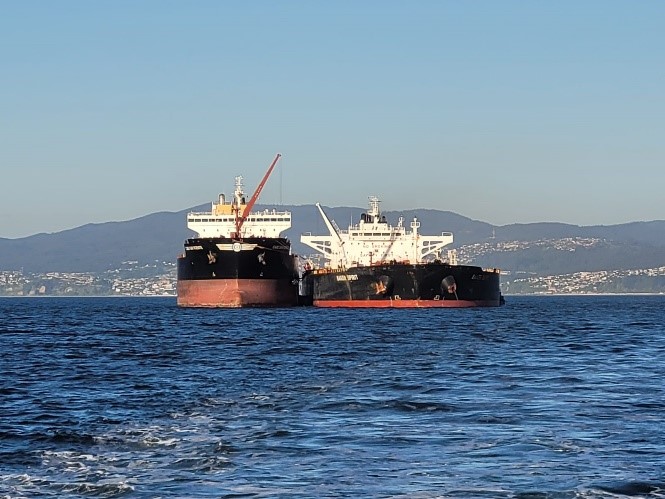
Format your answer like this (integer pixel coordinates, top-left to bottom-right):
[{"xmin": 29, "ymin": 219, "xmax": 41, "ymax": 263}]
[
  {"xmin": 301, "ymin": 197, "xmax": 453, "ymax": 269},
  {"xmin": 187, "ymin": 176, "xmax": 291, "ymax": 238}
]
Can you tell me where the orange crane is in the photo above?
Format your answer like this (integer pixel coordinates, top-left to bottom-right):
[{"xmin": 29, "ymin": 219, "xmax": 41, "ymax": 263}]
[{"xmin": 232, "ymin": 153, "xmax": 282, "ymax": 239}]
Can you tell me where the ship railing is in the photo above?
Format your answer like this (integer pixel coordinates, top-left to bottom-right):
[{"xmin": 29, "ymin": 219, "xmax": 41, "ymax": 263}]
[
  {"xmin": 188, "ymin": 209, "xmax": 291, "ymax": 216},
  {"xmin": 256, "ymin": 208, "xmax": 292, "ymax": 215}
]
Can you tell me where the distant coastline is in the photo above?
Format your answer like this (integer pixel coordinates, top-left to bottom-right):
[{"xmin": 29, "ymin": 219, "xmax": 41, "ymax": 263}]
[{"xmin": 1, "ymin": 206, "xmax": 664, "ymax": 296}]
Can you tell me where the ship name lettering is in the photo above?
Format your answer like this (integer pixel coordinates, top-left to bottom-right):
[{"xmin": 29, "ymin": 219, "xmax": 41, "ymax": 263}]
[
  {"xmin": 471, "ymin": 274, "xmax": 488, "ymax": 280},
  {"xmin": 336, "ymin": 274, "xmax": 358, "ymax": 281}
]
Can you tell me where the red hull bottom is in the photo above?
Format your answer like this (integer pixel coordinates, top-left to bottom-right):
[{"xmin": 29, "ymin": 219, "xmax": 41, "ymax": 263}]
[
  {"xmin": 177, "ymin": 279, "xmax": 298, "ymax": 308},
  {"xmin": 313, "ymin": 299, "xmax": 501, "ymax": 308}
]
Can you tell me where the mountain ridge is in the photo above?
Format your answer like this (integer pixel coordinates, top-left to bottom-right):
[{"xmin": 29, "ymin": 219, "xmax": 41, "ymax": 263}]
[{"xmin": 1, "ymin": 205, "xmax": 664, "ymax": 276}]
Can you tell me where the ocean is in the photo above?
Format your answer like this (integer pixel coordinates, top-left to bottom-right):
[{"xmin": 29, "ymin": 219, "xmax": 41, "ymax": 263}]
[{"xmin": 1, "ymin": 295, "xmax": 664, "ymax": 498}]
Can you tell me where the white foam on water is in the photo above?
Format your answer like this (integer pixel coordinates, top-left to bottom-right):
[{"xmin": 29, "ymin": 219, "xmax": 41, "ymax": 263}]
[{"xmin": 139, "ymin": 435, "xmax": 179, "ymax": 447}]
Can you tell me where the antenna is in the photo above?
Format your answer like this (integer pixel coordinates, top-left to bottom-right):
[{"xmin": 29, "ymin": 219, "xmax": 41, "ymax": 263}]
[{"xmin": 279, "ymin": 156, "xmax": 283, "ymax": 205}]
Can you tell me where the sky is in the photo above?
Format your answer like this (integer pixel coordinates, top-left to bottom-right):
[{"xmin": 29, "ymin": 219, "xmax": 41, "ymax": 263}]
[{"xmin": 1, "ymin": 1, "xmax": 664, "ymax": 238}]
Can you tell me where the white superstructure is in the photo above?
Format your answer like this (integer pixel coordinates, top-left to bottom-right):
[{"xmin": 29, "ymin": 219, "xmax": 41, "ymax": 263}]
[
  {"xmin": 187, "ymin": 176, "xmax": 291, "ymax": 238},
  {"xmin": 301, "ymin": 197, "xmax": 454, "ymax": 269}
]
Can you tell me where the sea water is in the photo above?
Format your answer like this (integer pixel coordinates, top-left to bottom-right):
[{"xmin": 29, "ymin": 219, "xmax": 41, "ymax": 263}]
[{"xmin": 1, "ymin": 295, "xmax": 664, "ymax": 498}]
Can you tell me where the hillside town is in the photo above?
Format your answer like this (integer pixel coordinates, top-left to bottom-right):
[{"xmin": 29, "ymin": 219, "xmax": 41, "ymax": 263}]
[
  {"xmin": 457, "ymin": 237, "xmax": 606, "ymax": 260},
  {"xmin": 2, "ymin": 265, "xmax": 663, "ymax": 297},
  {"xmin": 0, "ymin": 262, "xmax": 176, "ymax": 297},
  {"xmin": 459, "ymin": 237, "xmax": 665, "ymax": 294},
  {"xmin": 502, "ymin": 266, "xmax": 665, "ymax": 295}
]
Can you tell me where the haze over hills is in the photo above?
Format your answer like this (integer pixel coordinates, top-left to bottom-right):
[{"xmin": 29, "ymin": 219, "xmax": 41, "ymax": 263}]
[{"xmin": 1, "ymin": 204, "xmax": 664, "ymax": 282}]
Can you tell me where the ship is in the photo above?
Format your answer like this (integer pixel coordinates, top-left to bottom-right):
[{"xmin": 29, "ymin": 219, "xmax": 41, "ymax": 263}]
[
  {"xmin": 177, "ymin": 154, "xmax": 300, "ymax": 307},
  {"xmin": 300, "ymin": 197, "xmax": 503, "ymax": 308}
]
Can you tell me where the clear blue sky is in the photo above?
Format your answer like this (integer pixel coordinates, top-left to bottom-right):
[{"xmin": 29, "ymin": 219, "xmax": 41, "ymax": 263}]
[{"xmin": 2, "ymin": 1, "xmax": 663, "ymax": 238}]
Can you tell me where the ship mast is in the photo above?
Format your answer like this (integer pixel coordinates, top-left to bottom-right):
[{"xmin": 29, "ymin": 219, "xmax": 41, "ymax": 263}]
[{"xmin": 232, "ymin": 153, "xmax": 281, "ymax": 239}]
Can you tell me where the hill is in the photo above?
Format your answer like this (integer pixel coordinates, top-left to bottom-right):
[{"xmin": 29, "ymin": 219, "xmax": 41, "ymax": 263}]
[{"xmin": 1, "ymin": 205, "xmax": 664, "ymax": 288}]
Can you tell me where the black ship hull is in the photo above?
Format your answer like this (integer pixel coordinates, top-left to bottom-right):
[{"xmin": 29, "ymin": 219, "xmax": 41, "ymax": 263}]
[
  {"xmin": 301, "ymin": 263, "xmax": 503, "ymax": 308},
  {"xmin": 177, "ymin": 237, "xmax": 299, "ymax": 307}
]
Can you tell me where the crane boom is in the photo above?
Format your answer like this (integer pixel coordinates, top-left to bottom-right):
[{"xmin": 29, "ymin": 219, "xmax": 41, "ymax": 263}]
[
  {"xmin": 233, "ymin": 153, "xmax": 281, "ymax": 238},
  {"xmin": 315, "ymin": 203, "xmax": 343, "ymax": 244}
]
